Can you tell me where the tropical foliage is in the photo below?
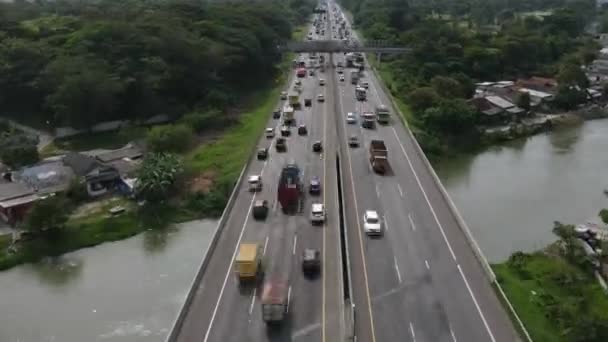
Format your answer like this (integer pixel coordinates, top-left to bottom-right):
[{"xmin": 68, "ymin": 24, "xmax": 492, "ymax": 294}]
[{"xmin": 136, "ymin": 153, "xmax": 183, "ymax": 203}]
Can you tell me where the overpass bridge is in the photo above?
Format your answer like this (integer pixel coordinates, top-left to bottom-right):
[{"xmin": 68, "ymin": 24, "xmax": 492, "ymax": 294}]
[{"xmin": 277, "ymin": 40, "xmax": 410, "ymax": 54}]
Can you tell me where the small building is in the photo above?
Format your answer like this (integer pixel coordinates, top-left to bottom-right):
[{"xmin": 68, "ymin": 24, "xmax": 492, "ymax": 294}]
[
  {"xmin": 469, "ymin": 95, "xmax": 525, "ymax": 124},
  {"xmin": 0, "ymin": 182, "xmax": 38, "ymax": 225},
  {"xmin": 15, "ymin": 161, "xmax": 75, "ymax": 196}
]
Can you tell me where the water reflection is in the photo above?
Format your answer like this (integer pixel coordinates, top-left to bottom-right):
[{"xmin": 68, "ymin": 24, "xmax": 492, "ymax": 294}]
[
  {"xmin": 29, "ymin": 256, "xmax": 83, "ymax": 288},
  {"xmin": 548, "ymin": 124, "xmax": 583, "ymax": 153},
  {"xmin": 143, "ymin": 227, "xmax": 177, "ymax": 254}
]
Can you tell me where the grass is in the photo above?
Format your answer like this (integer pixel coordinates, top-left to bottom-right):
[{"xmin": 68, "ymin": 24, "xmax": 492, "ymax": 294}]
[
  {"xmin": 0, "ymin": 234, "xmax": 11, "ymax": 250},
  {"xmin": 49, "ymin": 127, "xmax": 147, "ymax": 153},
  {"xmin": 493, "ymin": 253, "xmax": 608, "ymax": 342}
]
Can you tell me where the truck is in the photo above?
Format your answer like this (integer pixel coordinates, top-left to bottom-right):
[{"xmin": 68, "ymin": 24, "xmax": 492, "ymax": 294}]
[
  {"xmin": 235, "ymin": 243, "xmax": 262, "ymax": 282},
  {"xmin": 350, "ymin": 70, "xmax": 359, "ymax": 85},
  {"xmin": 345, "ymin": 53, "xmax": 355, "ymax": 67},
  {"xmin": 261, "ymin": 279, "xmax": 289, "ymax": 324},
  {"xmin": 355, "ymin": 86, "xmax": 366, "ymax": 101},
  {"xmin": 283, "ymin": 105, "xmax": 295, "ymax": 124},
  {"xmin": 296, "ymin": 68, "xmax": 306, "ymax": 77},
  {"xmin": 362, "ymin": 111, "xmax": 376, "ymax": 129},
  {"xmin": 277, "ymin": 163, "xmax": 302, "ymax": 213},
  {"xmin": 376, "ymin": 104, "xmax": 390, "ymax": 124},
  {"xmin": 288, "ymin": 92, "xmax": 301, "ymax": 110},
  {"xmin": 369, "ymin": 140, "xmax": 388, "ymax": 174}
]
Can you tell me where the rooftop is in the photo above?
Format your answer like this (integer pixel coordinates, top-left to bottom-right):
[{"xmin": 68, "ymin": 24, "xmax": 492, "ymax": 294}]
[
  {"xmin": 16, "ymin": 161, "xmax": 75, "ymax": 194},
  {"xmin": 485, "ymin": 95, "xmax": 516, "ymax": 109},
  {"xmin": 96, "ymin": 145, "xmax": 143, "ymax": 163},
  {"xmin": 0, "ymin": 182, "xmax": 34, "ymax": 202}
]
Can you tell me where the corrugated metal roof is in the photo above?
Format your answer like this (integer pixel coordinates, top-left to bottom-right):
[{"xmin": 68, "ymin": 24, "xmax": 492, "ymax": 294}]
[{"xmin": 485, "ymin": 96, "xmax": 515, "ymax": 109}]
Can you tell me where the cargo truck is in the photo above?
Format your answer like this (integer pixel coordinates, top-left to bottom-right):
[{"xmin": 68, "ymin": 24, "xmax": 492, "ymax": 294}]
[
  {"xmin": 362, "ymin": 111, "xmax": 376, "ymax": 129},
  {"xmin": 369, "ymin": 140, "xmax": 388, "ymax": 174},
  {"xmin": 277, "ymin": 163, "xmax": 302, "ymax": 213},
  {"xmin": 283, "ymin": 105, "xmax": 295, "ymax": 124},
  {"xmin": 355, "ymin": 86, "xmax": 366, "ymax": 101},
  {"xmin": 261, "ymin": 279, "xmax": 289, "ymax": 324},
  {"xmin": 376, "ymin": 104, "xmax": 390, "ymax": 124},
  {"xmin": 350, "ymin": 70, "xmax": 359, "ymax": 85},
  {"xmin": 288, "ymin": 93, "xmax": 301, "ymax": 110},
  {"xmin": 235, "ymin": 243, "xmax": 262, "ymax": 282}
]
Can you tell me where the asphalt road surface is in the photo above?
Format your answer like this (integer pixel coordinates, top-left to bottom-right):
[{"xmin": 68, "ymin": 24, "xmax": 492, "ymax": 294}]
[
  {"xmin": 329, "ymin": 2, "xmax": 520, "ymax": 342},
  {"xmin": 172, "ymin": 14, "xmax": 344, "ymax": 342}
]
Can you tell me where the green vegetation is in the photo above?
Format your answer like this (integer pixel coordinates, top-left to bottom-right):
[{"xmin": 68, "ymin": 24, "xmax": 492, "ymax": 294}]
[
  {"xmin": 136, "ymin": 153, "xmax": 184, "ymax": 202},
  {"xmin": 494, "ymin": 217, "xmax": 608, "ymax": 342},
  {"xmin": 341, "ymin": 0, "xmax": 599, "ymax": 159},
  {"xmin": 0, "ymin": 0, "xmax": 313, "ymax": 130},
  {"xmin": 51, "ymin": 127, "xmax": 148, "ymax": 152},
  {"xmin": 147, "ymin": 125, "xmax": 194, "ymax": 153},
  {"xmin": 0, "ymin": 121, "xmax": 40, "ymax": 167}
]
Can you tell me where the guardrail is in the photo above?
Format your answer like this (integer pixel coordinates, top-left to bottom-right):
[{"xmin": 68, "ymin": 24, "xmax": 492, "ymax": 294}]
[
  {"xmin": 164, "ymin": 163, "xmax": 247, "ymax": 342},
  {"xmin": 367, "ymin": 61, "xmax": 533, "ymax": 342}
]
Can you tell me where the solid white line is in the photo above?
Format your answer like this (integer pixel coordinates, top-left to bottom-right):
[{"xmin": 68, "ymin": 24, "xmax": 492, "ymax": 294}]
[
  {"xmin": 391, "ymin": 127, "xmax": 457, "ymax": 262},
  {"xmin": 292, "ymin": 235, "xmax": 298, "ymax": 255},
  {"xmin": 450, "ymin": 328, "xmax": 458, "ymax": 342},
  {"xmin": 409, "ymin": 322, "xmax": 416, "ymax": 342},
  {"xmin": 397, "ymin": 184, "xmax": 403, "ymax": 197},
  {"xmin": 408, "ymin": 213, "xmax": 416, "ymax": 231},
  {"xmin": 394, "ymin": 256, "xmax": 401, "ymax": 283},
  {"xmin": 425, "ymin": 260, "xmax": 430, "ymax": 270},
  {"xmin": 457, "ymin": 264, "xmax": 497, "ymax": 342},
  {"xmin": 287, "ymin": 285, "xmax": 292, "ymax": 313},
  {"xmin": 263, "ymin": 236, "xmax": 269, "ymax": 256},
  {"xmin": 375, "ymin": 184, "xmax": 380, "ymax": 198},
  {"xmin": 249, "ymin": 288, "xmax": 257, "ymax": 315}
]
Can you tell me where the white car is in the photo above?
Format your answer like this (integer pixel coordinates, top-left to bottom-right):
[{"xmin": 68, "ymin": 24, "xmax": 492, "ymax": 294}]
[
  {"xmin": 248, "ymin": 175, "xmax": 262, "ymax": 192},
  {"xmin": 346, "ymin": 112, "xmax": 356, "ymax": 124},
  {"xmin": 265, "ymin": 127, "xmax": 275, "ymax": 138},
  {"xmin": 361, "ymin": 81, "xmax": 369, "ymax": 89},
  {"xmin": 319, "ymin": 78, "xmax": 325, "ymax": 86},
  {"xmin": 311, "ymin": 203, "xmax": 326, "ymax": 224},
  {"xmin": 280, "ymin": 91, "xmax": 288, "ymax": 100},
  {"xmin": 339, "ymin": 75, "xmax": 345, "ymax": 82},
  {"xmin": 317, "ymin": 94, "xmax": 325, "ymax": 102},
  {"xmin": 363, "ymin": 210, "xmax": 382, "ymax": 236},
  {"xmin": 295, "ymin": 79, "xmax": 302, "ymax": 86}
]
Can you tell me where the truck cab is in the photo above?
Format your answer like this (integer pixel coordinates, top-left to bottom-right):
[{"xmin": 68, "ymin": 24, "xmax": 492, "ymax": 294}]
[
  {"xmin": 362, "ymin": 112, "xmax": 376, "ymax": 129},
  {"xmin": 376, "ymin": 104, "xmax": 390, "ymax": 124},
  {"xmin": 355, "ymin": 86, "xmax": 367, "ymax": 101}
]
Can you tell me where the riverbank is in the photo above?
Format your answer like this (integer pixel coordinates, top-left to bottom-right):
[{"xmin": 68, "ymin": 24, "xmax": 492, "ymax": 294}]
[{"xmin": 493, "ymin": 249, "xmax": 608, "ymax": 342}]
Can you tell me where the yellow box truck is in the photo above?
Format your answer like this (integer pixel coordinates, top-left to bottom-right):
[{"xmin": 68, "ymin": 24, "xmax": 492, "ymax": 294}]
[{"xmin": 235, "ymin": 243, "xmax": 261, "ymax": 281}]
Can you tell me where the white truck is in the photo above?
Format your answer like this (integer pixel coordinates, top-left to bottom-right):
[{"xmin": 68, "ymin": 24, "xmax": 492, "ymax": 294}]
[{"xmin": 283, "ymin": 105, "xmax": 294, "ymax": 125}]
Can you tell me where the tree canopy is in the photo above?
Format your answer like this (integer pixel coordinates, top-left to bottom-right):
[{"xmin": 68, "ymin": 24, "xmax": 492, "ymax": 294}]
[{"xmin": 0, "ymin": 0, "xmax": 314, "ymax": 129}]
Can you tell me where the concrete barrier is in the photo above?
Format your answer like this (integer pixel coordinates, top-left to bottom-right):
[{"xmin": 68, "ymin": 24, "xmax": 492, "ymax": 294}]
[
  {"xmin": 164, "ymin": 163, "xmax": 247, "ymax": 342},
  {"xmin": 367, "ymin": 62, "xmax": 533, "ymax": 342}
]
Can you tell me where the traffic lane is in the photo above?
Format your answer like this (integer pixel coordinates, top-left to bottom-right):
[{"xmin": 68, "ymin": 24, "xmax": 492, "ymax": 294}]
[
  {"xmin": 174, "ymin": 91, "xmax": 287, "ymax": 341},
  {"xmin": 364, "ymin": 63, "xmax": 519, "ymax": 341},
  {"xmin": 358, "ymin": 70, "xmax": 496, "ymax": 341},
  {"xmin": 332, "ymin": 54, "xmax": 375, "ymax": 342}
]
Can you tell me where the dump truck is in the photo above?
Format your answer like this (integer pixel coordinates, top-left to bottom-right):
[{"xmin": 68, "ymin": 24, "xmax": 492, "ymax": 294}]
[
  {"xmin": 369, "ymin": 140, "xmax": 388, "ymax": 174},
  {"xmin": 277, "ymin": 163, "xmax": 302, "ymax": 213},
  {"xmin": 376, "ymin": 104, "xmax": 390, "ymax": 124},
  {"xmin": 288, "ymin": 93, "xmax": 301, "ymax": 110},
  {"xmin": 261, "ymin": 279, "xmax": 289, "ymax": 324},
  {"xmin": 350, "ymin": 70, "xmax": 359, "ymax": 85},
  {"xmin": 355, "ymin": 86, "xmax": 367, "ymax": 101},
  {"xmin": 283, "ymin": 105, "xmax": 295, "ymax": 124},
  {"xmin": 362, "ymin": 111, "xmax": 376, "ymax": 129},
  {"xmin": 235, "ymin": 243, "xmax": 262, "ymax": 282}
]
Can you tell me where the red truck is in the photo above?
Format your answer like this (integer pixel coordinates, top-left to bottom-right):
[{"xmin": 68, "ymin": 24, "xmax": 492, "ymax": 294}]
[
  {"xmin": 296, "ymin": 68, "xmax": 306, "ymax": 78},
  {"xmin": 277, "ymin": 164, "xmax": 302, "ymax": 213},
  {"xmin": 369, "ymin": 140, "xmax": 388, "ymax": 174},
  {"xmin": 261, "ymin": 279, "xmax": 289, "ymax": 324}
]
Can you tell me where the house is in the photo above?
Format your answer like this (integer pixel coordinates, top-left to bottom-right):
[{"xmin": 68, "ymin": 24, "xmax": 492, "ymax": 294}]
[
  {"xmin": 0, "ymin": 182, "xmax": 39, "ymax": 225},
  {"xmin": 63, "ymin": 152, "xmax": 121, "ymax": 197},
  {"xmin": 95, "ymin": 144, "xmax": 143, "ymax": 177},
  {"xmin": 14, "ymin": 161, "xmax": 75, "ymax": 195},
  {"xmin": 469, "ymin": 95, "xmax": 525, "ymax": 124},
  {"xmin": 516, "ymin": 77, "xmax": 558, "ymax": 94}
]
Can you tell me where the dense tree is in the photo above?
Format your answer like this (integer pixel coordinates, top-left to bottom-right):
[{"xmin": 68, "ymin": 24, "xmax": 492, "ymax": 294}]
[
  {"xmin": 0, "ymin": 0, "xmax": 313, "ymax": 128},
  {"xmin": 600, "ymin": 209, "xmax": 608, "ymax": 225},
  {"xmin": 147, "ymin": 124, "xmax": 194, "ymax": 153},
  {"xmin": 24, "ymin": 196, "xmax": 70, "ymax": 233},
  {"xmin": 136, "ymin": 153, "xmax": 183, "ymax": 203},
  {"xmin": 0, "ymin": 144, "xmax": 39, "ymax": 168},
  {"xmin": 430, "ymin": 76, "xmax": 464, "ymax": 98},
  {"xmin": 407, "ymin": 87, "xmax": 441, "ymax": 113}
]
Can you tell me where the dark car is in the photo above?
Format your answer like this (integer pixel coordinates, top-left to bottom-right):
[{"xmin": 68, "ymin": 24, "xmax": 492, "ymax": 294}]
[
  {"xmin": 275, "ymin": 137, "xmax": 286, "ymax": 152},
  {"xmin": 280, "ymin": 125, "xmax": 291, "ymax": 137},
  {"xmin": 272, "ymin": 110, "xmax": 281, "ymax": 119},
  {"xmin": 298, "ymin": 124, "xmax": 308, "ymax": 135},
  {"xmin": 257, "ymin": 147, "xmax": 268, "ymax": 160},
  {"xmin": 304, "ymin": 98, "xmax": 312, "ymax": 107},
  {"xmin": 302, "ymin": 248, "xmax": 321, "ymax": 275},
  {"xmin": 309, "ymin": 177, "xmax": 321, "ymax": 195},
  {"xmin": 312, "ymin": 140, "xmax": 322, "ymax": 152},
  {"xmin": 252, "ymin": 200, "xmax": 269, "ymax": 220}
]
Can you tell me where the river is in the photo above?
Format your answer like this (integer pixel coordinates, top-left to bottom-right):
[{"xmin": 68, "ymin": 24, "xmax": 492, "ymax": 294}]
[
  {"xmin": 0, "ymin": 220, "xmax": 217, "ymax": 342},
  {"xmin": 437, "ymin": 119, "xmax": 608, "ymax": 262}
]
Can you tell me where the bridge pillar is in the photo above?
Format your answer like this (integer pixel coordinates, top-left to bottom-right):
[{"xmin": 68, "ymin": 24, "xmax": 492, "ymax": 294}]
[{"xmin": 376, "ymin": 52, "xmax": 382, "ymax": 65}]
